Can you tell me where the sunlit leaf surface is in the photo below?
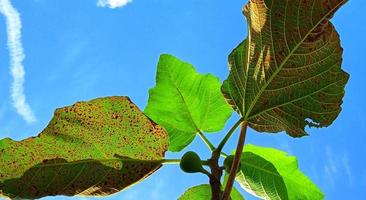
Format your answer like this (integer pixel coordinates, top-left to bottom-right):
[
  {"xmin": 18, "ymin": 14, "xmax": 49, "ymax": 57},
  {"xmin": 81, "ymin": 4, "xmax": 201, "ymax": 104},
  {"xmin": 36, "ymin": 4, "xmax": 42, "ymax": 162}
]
[
  {"xmin": 0, "ymin": 96, "xmax": 169, "ymax": 199},
  {"xmin": 145, "ymin": 54, "xmax": 232, "ymax": 151}
]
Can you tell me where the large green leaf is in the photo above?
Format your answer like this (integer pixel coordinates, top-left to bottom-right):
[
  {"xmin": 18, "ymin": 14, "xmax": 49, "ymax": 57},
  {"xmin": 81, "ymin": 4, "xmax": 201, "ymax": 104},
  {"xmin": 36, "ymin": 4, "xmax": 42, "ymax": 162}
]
[
  {"xmin": 222, "ymin": 0, "xmax": 349, "ymax": 136},
  {"xmin": 145, "ymin": 54, "xmax": 232, "ymax": 151},
  {"xmin": 178, "ymin": 184, "xmax": 244, "ymax": 200},
  {"xmin": 236, "ymin": 144, "xmax": 323, "ymax": 200},
  {"xmin": 0, "ymin": 96, "xmax": 169, "ymax": 199}
]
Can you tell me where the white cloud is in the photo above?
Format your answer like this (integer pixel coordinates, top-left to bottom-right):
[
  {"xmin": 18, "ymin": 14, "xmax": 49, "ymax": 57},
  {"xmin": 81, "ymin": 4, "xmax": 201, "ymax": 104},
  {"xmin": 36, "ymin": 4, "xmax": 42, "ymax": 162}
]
[
  {"xmin": 0, "ymin": 0, "xmax": 36, "ymax": 123},
  {"xmin": 97, "ymin": 0, "xmax": 132, "ymax": 8}
]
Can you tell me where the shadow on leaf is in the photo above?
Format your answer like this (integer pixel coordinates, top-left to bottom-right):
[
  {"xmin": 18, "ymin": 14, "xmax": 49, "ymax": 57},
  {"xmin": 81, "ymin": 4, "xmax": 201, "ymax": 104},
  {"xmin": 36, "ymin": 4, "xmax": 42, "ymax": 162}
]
[{"xmin": 1, "ymin": 157, "xmax": 160, "ymax": 199}]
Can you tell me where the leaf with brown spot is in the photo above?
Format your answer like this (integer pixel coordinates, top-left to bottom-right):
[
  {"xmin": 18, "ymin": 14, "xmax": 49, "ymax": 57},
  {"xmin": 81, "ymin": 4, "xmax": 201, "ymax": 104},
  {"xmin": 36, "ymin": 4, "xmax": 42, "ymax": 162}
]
[
  {"xmin": 0, "ymin": 96, "xmax": 169, "ymax": 199},
  {"xmin": 222, "ymin": 0, "xmax": 349, "ymax": 136}
]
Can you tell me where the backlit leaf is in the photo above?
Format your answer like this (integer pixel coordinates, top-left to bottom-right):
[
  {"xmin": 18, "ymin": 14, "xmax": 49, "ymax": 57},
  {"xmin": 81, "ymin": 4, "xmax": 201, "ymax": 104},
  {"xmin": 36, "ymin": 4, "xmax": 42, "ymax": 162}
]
[
  {"xmin": 222, "ymin": 0, "xmax": 349, "ymax": 136},
  {"xmin": 145, "ymin": 54, "xmax": 232, "ymax": 151},
  {"xmin": 0, "ymin": 96, "xmax": 168, "ymax": 199},
  {"xmin": 237, "ymin": 152, "xmax": 288, "ymax": 200},
  {"xmin": 178, "ymin": 184, "xmax": 244, "ymax": 200},
  {"xmin": 236, "ymin": 144, "xmax": 323, "ymax": 200}
]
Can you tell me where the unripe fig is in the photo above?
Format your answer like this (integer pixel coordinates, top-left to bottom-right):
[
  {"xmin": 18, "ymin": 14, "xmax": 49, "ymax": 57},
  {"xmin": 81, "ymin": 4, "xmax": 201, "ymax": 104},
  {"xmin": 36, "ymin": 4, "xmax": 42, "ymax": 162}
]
[
  {"xmin": 223, "ymin": 155, "xmax": 241, "ymax": 174},
  {"xmin": 180, "ymin": 151, "xmax": 204, "ymax": 173}
]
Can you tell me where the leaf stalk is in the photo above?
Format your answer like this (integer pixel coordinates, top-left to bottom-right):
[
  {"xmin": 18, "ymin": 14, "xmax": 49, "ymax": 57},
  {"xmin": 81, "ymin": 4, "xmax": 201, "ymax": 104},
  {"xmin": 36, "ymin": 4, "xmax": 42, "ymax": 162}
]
[
  {"xmin": 197, "ymin": 130, "xmax": 216, "ymax": 152},
  {"xmin": 161, "ymin": 159, "xmax": 181, "ymax": 165},
  {"xmin": 216, "ymin": 118, "xmax": 244, "ymax": 152}
]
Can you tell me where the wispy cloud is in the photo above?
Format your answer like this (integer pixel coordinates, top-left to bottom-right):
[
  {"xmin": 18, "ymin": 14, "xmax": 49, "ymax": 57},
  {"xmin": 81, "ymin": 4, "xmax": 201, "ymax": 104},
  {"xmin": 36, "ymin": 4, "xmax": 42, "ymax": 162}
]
[
  {"xmin": 97, "ymin": 0, "xmax": 132, "ymax": 8},
  {"xmin": 323, "ymin": 145, "xmax": 353, "ymax": 188},
  {"xmin": 342, "ymin": 151, "xmax": 353, "ymax": 187},
  {"xmin": 326, "ymin": 146, "xmax": 338, "ymax": 174},
  {"xmin": 0, "ymin": 0, "xmax": 36, "ymax": 123},
  {"xmin": 323, "ymin": 146, "xmax": 338, "ymax": 187}
]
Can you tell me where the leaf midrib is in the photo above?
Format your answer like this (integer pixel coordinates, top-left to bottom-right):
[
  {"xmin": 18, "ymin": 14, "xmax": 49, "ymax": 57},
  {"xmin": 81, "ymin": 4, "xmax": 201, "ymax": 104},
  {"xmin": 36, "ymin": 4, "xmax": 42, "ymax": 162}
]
[
  {"xmin": 30, "ymin": 158, "xmax": 161, "ymax": 168},
  {"xmin": 243, "ymin": 0, "xmax": 346, "ymax": 120},
  {"xmin": 165, "ymin": 62, "xmax": 201, "ymax": 132}
]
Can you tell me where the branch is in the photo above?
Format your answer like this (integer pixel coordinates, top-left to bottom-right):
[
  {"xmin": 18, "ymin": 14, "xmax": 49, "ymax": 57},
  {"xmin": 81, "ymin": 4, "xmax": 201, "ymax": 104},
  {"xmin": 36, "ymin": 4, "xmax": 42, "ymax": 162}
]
[
  {"xmin": 208, "ymin": 151, "xmax": 222, "ymax": 200},
  {"xmin": 221, "ymin": 122, "xmax": 248, "ymax": 200}
]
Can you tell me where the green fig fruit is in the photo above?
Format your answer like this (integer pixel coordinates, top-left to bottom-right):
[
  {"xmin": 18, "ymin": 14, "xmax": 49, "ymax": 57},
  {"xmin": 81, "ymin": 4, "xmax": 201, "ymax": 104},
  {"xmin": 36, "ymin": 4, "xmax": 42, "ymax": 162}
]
[
  {"xmin": 223, "ymin": 155, "xmax": 241, "ymax": 174},
  {"xmin": 180, "ymin": 151, "xmax": 204, "ymax": 173}
]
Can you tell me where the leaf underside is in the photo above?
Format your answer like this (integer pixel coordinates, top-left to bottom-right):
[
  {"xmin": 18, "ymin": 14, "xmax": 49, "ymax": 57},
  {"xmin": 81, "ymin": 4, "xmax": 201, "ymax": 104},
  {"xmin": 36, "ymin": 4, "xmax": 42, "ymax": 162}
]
[
  {"xmin": 145, "ymin": 54, "xmax": 232, "ymax": 151},
  {"xmin": 236, "ymin": 144, "xmax": 324, "ymax": 200},
  {"xmin": 0, "ymin": 96, "xmax": 169, "ymax": 199},
  {"xmin": 178, "ymin": 184, "xmax": 244, "ymax": 200},
  {"xmin": 237, "ymin": 152, "xmax": 288, "ymax": 200},
  {"xmin": 222, "ymin": 0, "xmax": 349, "ymax": 137}
]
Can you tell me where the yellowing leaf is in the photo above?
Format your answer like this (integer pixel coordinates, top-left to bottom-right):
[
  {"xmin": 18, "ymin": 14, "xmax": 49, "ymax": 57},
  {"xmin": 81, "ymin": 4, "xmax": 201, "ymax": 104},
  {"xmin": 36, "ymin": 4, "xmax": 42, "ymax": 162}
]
[{"xmin": 0, "ymin": 96, "xmax": 168, "ymax": 199}]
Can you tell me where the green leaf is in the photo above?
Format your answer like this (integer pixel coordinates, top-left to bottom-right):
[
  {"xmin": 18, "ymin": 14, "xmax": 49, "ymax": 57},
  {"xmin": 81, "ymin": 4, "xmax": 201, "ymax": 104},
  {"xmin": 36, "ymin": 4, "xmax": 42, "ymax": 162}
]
[
  {"xmin": 237, "ymin": 151, "xmax": 288, "ymax": 200},
  {"xmin": 145, "ymin": 54, "xmax": 232, "ymax": 151},
  {"xmin": 222, "ymin": 0, "xmax": 349, "ymax": 136},
  {"xmin": 178, "ymin": 184, "xmax": 244, "ymax": 200},
  {"xmin": 236, "ymin": 144, "xmax": 323, "ymax": 200},
  {"xmin": 0, "ymin": 96, "xmax": 169, "ymax": 199}
]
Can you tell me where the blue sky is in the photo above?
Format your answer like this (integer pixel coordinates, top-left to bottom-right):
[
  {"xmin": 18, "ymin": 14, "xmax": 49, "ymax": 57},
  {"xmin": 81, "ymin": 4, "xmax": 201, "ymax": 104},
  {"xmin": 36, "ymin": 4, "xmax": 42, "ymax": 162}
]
[{"xmin": 0, "ymin": 0, "xmax": 365, "ymax": 199}]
